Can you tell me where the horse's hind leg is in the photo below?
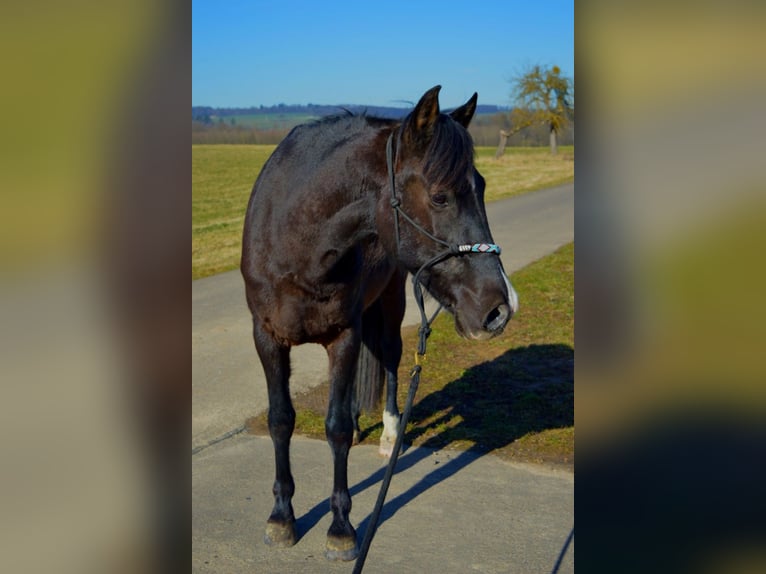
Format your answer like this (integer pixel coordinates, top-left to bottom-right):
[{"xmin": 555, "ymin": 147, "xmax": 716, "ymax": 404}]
[
  {"xmin": 252, "ymin": 318, "xmax": 297, "ymax": 548},
  {"xmin": 324, "ymin": 326, "xmax": 361, "ymax": 561},
  {"xmin": 351, "ymin": 299, "xmax": 385, "ymax": 445},
  {"xmin": 379, "ymin": 270, "xmax": 406, "ymax": 458}
]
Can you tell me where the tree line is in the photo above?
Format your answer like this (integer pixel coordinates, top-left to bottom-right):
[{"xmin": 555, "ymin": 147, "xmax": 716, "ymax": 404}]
[
  {"xmin": 193, "ymin": 65, "xmax": 573, "ymax": 151},
  {"xmin": 192, "ymin": 112, "xmax": 573, "ymax": 147}
]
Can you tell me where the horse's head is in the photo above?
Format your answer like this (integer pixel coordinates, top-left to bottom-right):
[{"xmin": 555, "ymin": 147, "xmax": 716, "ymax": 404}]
[{"xmin": 390, "ymin": 86, "xmax": 519, "ymax": 340}]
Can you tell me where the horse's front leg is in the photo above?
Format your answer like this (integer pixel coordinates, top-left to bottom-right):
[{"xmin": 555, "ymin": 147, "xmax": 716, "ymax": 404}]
[
  {"xmin": 252, "ymin": 318, "xmax": 297, "ymax": 548},
  {"xmin": 324, "ymin": 326, "xmax": 361, "ymax": 561}
]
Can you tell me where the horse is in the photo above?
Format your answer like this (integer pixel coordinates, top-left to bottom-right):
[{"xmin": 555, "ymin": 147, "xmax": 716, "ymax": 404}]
[{"xmin": 241, "ymin": 85, "xmax": 519, "ymax": 561}]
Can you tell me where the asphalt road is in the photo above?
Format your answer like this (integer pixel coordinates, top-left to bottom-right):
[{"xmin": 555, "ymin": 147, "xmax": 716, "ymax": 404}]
[{"xmin": 193, "ymin": 436, "xmax": 574, "ymax": 574}]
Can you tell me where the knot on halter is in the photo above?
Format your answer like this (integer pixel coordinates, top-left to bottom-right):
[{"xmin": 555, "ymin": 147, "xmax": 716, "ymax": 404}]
[
  {"xmin": 390, "ymin": 197, "xmax": 401, "ymax": 209},
  {"xmin": 417, "ymin": 325, "xmax": 431, "ymax": 357}
]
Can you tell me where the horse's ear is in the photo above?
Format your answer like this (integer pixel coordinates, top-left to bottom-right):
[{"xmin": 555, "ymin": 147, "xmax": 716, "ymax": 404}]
[
  {"xmin": 409, "ymin": 85, "xmax": 442, "ymax": 139},
  {"xmin": 450, "ymin": 92, "xmax": 478, "ymax": 128}
]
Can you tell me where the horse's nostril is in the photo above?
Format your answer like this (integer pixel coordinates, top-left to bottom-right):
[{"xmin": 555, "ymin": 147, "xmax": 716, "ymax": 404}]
[{"xmin": 484, "ymin": 304, "xmax": 510, "ymax": 333}]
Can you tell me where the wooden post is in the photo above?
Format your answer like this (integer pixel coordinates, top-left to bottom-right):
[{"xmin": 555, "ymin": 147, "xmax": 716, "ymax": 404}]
[
  {"xmin": 549, "ymin": 125, "xmax": 558, "ymax": 155},
  {"xmin": 495, "ymin": 130, "xmax": 510, "ymax": 159}
]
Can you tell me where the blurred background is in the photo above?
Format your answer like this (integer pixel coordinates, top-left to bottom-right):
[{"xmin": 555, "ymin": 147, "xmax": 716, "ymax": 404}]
[
  {"xmin": 0, "ymin": 0, "xmax": 764, "ymax": 572},
  {"xmin": 0, "ymin": 1, "xmax": 188, "ymax": 572},
  {"xmin": 576, "ymin": 1, "xmax": 766, "ymax": 572}
]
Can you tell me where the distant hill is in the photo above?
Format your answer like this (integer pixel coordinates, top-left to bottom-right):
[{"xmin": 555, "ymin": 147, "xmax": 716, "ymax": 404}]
[{"xmin": 192, "ymin": 103, "xmax": 510, "ymax": 125}]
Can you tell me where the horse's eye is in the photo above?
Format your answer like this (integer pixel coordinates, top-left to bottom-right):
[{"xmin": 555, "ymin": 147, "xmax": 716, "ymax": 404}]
[{"xmin": 431, "ymin": 193, "xmax": 448, "ymax": 207}]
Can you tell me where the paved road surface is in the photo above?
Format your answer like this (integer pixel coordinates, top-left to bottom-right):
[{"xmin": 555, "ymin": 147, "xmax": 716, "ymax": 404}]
[{"xmin": 193, "ymin": 436, "xmax": 574, "ymax": 574}]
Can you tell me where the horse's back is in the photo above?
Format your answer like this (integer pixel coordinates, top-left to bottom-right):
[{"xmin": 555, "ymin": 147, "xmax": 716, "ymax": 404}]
[{"xmin": 245, "ymin": 115, "xmax": 380, "ymax": 235}]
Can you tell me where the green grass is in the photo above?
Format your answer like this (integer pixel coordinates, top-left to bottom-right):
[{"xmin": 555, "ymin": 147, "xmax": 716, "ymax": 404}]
[
  {"xmin": 192, "ymin": 145, "xmax": 275, "ymax": 279},
  {"xmin": 192, "ymin": 144, "xmax": 574, "ymax": 279},
  {"xmin": 246, "ymin": 243, "xmax": 574, "ymax": 469},
  {"xmin": 476, "ymin": 145, "xmax": 574, "ymax": 202}
]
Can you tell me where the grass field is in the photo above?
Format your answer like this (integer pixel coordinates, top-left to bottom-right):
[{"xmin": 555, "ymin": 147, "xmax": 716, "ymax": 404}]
[
  {"xmin": 476, "ymin": 145, "xmax": 574, "ymax": 202},
  {"xmin": 192, "ymin": 144, "xmax": 574, "ymax": 280},
  {"xmin": 192, "ymin": 145, "xmax": 273, "ymax": 279},
  {"xmin": 246, "ymin": 242, "xmax": 574, "ymax": 469}
]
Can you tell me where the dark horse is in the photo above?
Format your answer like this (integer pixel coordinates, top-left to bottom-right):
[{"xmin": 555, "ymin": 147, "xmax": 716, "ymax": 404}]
[{"xmin": 241, "ymin": 86, "xmax": 518, "ymax": 561}]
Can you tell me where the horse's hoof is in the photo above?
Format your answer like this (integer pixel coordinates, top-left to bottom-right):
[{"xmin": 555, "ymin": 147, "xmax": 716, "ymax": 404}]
[
  {"xmin": 325, "ymin": 534, "xmax": 359, "ymax": 561},
  {"xmin": 378, "ymin": 437, "xmax": 395, "ymax": 458},
  {"xmin": 264, "ymin": 520, "xmax": 297, "ymax": 548},
  {"xmin": 352, "ymin": 429, "xmax": 361, "ymax": 445}
]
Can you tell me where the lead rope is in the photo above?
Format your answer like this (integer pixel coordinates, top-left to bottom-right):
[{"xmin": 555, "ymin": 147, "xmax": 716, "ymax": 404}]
[
  {"xmin": 353, "ymin": 133, "xmax": 437, "ymax": 574},
  {"xmin": 352, "ymin": 302, "xmax": 437, "ymax": 574},
  {"xmin": 353, "ymin": 132, "xmax": 501, "ymax": 573}
]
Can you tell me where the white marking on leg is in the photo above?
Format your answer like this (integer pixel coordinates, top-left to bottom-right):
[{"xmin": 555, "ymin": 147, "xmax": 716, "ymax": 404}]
[
  {"xmin": 382, "ymin": 410, "xmax": 399, "ymax": 440},
  {"xmin": 379, "ymin": 409, "xmax": 400, "ymax": 458}
]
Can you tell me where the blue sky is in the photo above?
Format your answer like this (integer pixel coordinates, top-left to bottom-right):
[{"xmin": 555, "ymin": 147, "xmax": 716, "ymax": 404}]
[{"xmin": 192, "ymin": 0, "xmax": 573, "ymax": 109}]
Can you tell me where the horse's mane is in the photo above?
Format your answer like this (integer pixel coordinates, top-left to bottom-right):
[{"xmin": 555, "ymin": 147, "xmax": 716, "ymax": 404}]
[
  {"xmin": 309, "ymin": 108, "xmax": 394, "ymax": 128},
  {"xmin": 422, "ymin": 114, "xmax": 475, "ymax": 192},
  {"xmin": 305, "ymin": 108, "xmax": 474, "ymax": 194}
]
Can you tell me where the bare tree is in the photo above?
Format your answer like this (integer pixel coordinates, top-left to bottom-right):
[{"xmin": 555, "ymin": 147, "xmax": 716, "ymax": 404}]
[
  {"xmin": 510, "ymin": 65, "xmax": 574, "ymax": 155},
  {"xmin": 495, "ymin": 108, "xmax": 535, "ymax": 158}
]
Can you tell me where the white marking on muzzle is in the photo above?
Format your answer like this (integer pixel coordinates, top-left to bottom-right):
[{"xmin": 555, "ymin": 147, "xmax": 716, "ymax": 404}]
[{"xmin": 498, "ymin": 261, "xmax": 519, "ymax": 315}]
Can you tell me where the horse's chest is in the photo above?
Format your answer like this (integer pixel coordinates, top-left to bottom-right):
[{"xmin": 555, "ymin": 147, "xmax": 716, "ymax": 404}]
[{"xmin": 263, "ymin": 288, "xmax": 356, "ymax": 346}]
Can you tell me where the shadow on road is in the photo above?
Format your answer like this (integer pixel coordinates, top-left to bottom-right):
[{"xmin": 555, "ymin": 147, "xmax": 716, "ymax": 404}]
[{"xmin": 294, "ymin": 342, "xmax": 573, "ymax": 564}]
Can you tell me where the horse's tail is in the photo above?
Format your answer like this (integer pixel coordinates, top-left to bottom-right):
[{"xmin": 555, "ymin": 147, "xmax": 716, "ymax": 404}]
[{"xmin": 353, "ymin": 300, "xmax": 385, "ymax": 414}]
